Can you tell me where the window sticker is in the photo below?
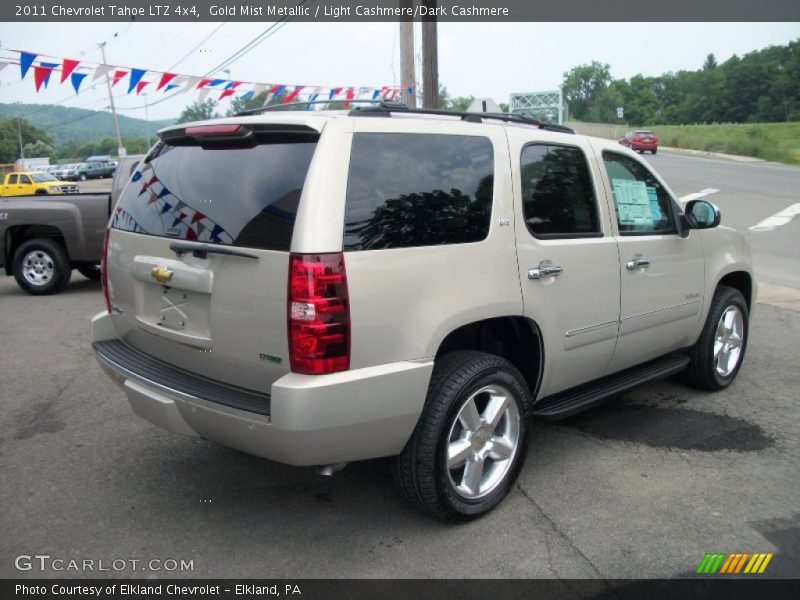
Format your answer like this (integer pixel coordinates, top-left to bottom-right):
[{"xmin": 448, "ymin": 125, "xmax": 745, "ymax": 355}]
[
  {"xmin": 646, "ymin": 186, "xmax": 662, "ymax": 221},
  {"xmin": 612, "ymin": 179, "xmax": 653, "ymax": 227}
]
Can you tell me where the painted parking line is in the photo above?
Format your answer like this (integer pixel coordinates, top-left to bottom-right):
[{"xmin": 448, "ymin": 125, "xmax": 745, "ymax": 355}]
[
  {"xmin": 749, "ymin": 203, "xmax": 800, "ymax": 231},
  {"xmin": 678, "ymin": 188, "xmax": 720, "ymax": 204}
]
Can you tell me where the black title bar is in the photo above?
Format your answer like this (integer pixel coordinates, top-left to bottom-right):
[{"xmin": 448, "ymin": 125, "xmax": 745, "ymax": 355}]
[{"xmin": 3, "ymin": 0, "xmax": 800, "ymax": 22}]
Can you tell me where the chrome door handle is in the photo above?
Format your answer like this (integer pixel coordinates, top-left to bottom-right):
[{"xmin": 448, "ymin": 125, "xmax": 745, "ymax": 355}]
[
  {"xmin": 528, "ymin": 265, "xmax": 563, "ymax": 279},
  {"xmin": 625, "ymin": 257, "xmax": 651, "ymax": 270}
]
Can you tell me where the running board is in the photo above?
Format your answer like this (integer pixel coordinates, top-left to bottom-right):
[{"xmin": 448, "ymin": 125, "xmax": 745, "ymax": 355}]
[{"xmin": 532, "ymin": 354, "xmax": 690, "ymax": 421}]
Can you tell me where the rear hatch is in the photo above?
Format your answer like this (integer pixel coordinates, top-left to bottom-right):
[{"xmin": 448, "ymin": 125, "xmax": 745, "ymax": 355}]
[{"xmin": 105, "ymin": 121, "xmax": 321, "ymax": 392}]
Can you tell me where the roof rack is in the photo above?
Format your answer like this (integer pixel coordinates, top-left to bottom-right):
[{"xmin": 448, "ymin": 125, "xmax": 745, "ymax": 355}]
[
  {"xmin": 235, "ymin": 99, "xmax": 382, "ymax": 116},
  {"xmin": 349, "ymin": 100, "xmax": 575, "ymax": 134},
  {"xmin": 235, "ymin": 99, "xmax": 574, "ymax": 134}
]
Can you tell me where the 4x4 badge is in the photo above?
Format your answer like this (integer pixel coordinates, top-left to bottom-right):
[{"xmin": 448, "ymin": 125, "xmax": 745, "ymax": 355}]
[{"xmin": 151, "ymin": 265, "xmax": 174, "ymax": 284}]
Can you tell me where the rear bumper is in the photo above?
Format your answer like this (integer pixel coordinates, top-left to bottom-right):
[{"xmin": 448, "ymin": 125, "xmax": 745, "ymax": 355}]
[{"xmin": 92, "ymin": 311, "xmax": 432, "ymax": 466}]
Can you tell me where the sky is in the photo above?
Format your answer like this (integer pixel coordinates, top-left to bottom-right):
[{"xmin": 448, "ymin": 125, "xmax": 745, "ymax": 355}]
[{"xmin": 1, "ymin": 21, "xmax": 799, "ymax": 121}]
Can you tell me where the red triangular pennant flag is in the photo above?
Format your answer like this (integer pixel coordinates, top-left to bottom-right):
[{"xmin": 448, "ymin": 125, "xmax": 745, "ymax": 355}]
[
  {"xmin": 61, "ymin": 59, "xmax": 80, "ymax": 83},
  {"xmin": 136, "ymin": 80, "xmax": 150, "ymax": 94},
  {"xmin": 283, "ymin": 86, "xmax": 304, "ymax": 104},
  {"xmin": 156, "ymin": 72, "xmax": 177, "ymax": 91},
  {"xmin": 33, "ymin": 64, "xmax": 55, "ymax": 92},
  {"xmin": 197, "ymin": 78, "xmax": 212, "ymax": 88},
  {"xmin": 219, "ymin": 81, "xmax": 242, "ymax": 99},
  {"xmin": 112, "ymin": 70, "xmax": 127, "ymax": 87},
  {"xmin": 343, "ymin": 88, "xmax": 356, "ymax": 108},
  {"xmin": 191, "ymin": 211, "xmax": 205, "ymax": 224}
]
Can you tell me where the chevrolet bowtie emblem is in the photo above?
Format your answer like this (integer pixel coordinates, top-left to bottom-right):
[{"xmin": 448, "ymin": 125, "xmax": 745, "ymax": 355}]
[{"xmin": 151, "ymin": 265, "xmax": 174, "ymax": 284}]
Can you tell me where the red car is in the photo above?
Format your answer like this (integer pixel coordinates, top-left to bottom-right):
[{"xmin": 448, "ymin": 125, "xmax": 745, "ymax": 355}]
[{"xmin": 619, "ymin": 130, "xmax": 658, "ymax": 154}]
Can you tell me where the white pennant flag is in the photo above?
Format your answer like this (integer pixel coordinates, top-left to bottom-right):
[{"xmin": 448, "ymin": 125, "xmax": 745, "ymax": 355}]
[
  {"xmin": 93, "ymin": 64, "xmax": 112, "ymax": 81},
  {"xmin": 252, "ymin": 83, "xmax": 267, "ymax": 97},
  {"xmin": 197, "ymin": 88, "xmax": 210, "ymax": 103},
  {"xmin": 182, "ymin": 76, "xmax": 201, "ymax": 93},
  {"xmin": 0, "ymin": 61, "xmax": 8, "ymax": 73}
]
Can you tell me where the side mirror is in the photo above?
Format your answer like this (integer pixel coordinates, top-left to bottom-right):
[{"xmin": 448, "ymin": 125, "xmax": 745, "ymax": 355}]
[{"xmin": 684, "ymin": 199, "xmax": 721, "ymax": 230}]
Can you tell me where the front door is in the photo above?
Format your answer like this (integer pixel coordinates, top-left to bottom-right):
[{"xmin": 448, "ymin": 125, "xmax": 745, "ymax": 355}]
[{"xmin": 594, "ymin": 147, "xmax": 705, "ymax": 374}]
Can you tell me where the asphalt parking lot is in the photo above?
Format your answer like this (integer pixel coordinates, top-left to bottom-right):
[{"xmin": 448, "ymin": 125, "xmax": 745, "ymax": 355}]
[
  {"xmin": 1, "ymin": 266, "xmax": 798, "ymax": 580},
  {"xmin": 2, "ymin": 152, "xmax": 799, "ymax": 580}
]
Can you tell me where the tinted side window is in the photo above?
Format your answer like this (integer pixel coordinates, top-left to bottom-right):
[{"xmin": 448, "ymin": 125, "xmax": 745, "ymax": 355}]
[
  {"xmin": 344, "ymin": 133, "xmax": 494, "ymax": 251},
  {"xmin": 602, "ymin": 151, "xmax": 675, "ymax": 234},
  {"xmin": 520, "ymin": 144, "xmax": 600, "ymax": 237},
  {"xmin": 20, "ymin": 175, "xmax": 31, "ymax": 185},
  {"xmin": 8, "ymin": 174, "xmax": 18, "ymax": 184}
]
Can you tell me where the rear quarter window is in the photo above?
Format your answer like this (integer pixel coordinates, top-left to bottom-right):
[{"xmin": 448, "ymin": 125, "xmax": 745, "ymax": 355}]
[{"xmin": 343, "ymin": 133, "xmax": 494, "ymax": 251}]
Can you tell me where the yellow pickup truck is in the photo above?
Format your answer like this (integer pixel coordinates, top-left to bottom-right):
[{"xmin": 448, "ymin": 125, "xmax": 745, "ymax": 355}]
[{"xmin": 0, "ymin": 171, "xmax": 79, "ymax": 197}]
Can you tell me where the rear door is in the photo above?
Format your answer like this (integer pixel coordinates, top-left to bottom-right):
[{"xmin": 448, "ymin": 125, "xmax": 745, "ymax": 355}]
[
  {"xmin": 105, "ymin": 122, "xmax": 323, "ymax": 392},
  {"xmin": 508, "ymin": 130, "xmax": 621, "ymax": 397}
]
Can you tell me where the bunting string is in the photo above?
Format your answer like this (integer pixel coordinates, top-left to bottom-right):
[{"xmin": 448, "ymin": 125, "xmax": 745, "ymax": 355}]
[{"xmin": 3, "ymin": 48, "xmax": 413, "ymax": 106}]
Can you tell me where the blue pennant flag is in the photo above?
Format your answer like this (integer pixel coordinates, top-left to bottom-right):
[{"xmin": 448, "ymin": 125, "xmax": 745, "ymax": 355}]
[
  {"xmin": 157, "ymin": 187, "xmax": 171, "ymax": 199},
  {"xmin": 165, "ymin": 83, "xmax": 180, "ymax": 92},
  {"xmin": 160, "ymin": 202, "xmax": 172, "ymax": 215},
  {"xmin": 70, "ymin": 72, "xmax": 87, "ymax": 94},
  {"xmin": 19, "ymin": 52, "xmax": 36, "ymax": 80},
  {"xmin": 240, "ymin": 90, "xmax": 254, "ymax": 100},
  {"xmin": 131, "ymin": 171, "xmax": 142, "ymax": 182},
  {"xmin": 209, "ymin": 224, "xmax": 224, "ymax": 242},
  {"xmin": 128, "ymin": 68, "xmax": 146, "ymax": 94},
  {"xmin": 208, "ymin": 78, "xmax": 225, "ymax": 87},
  {"xmin": 372, "ymin": 89, "xmax": 380, "ymax": 100},
  {"xmin": 171, "ymin": 217, "xmax": 182, "ymax": 227}
]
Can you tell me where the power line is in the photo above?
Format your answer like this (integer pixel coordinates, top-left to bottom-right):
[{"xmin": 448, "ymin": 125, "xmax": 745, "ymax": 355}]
[{"xmin": 165, "ymin": 21, "xmax": 229, "ymax": 72}]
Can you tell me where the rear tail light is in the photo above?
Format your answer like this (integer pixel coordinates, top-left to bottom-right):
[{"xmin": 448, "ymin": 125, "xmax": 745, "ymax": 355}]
[
  {"xmin": 101, "ymin": 227, "xmax": 111, "ymax": 312},
  {"xmin": 287, "ymin": 253, "xmax": 350, "ymax": 375}
]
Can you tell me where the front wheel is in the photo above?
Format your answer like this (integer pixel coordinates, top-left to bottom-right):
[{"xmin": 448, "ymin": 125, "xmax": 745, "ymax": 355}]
[
  {"xmin": 76, "ymin": 263, "xmax": 101, "ymax": 281},
  {"xmin": 79, "ymin": 173, "xmax": 87, "ymax": 181},
  {"xmin": 12, "ymin": 238, "xmax": 71, "ymax": 295},
  {"xmin": 394, "ymin": 351, "xmax": 530, "ymax": 521},
  {"xmin": 683, "ymin": 285, "xmax": 749, "ymax": 391}
]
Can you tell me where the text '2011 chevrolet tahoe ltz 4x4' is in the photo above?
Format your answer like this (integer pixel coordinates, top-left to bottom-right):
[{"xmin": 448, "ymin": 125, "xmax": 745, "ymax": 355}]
[{"xmin": 92, "ymin": 104, "xmax": 754, "ymax": 520}]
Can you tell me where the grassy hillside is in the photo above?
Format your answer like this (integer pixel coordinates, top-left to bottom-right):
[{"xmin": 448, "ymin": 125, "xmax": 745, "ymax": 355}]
[
  {"xmin": 0, "ymin": 103, "xmax": 174, "ymax": 146},
  {"xmin": 568, "ymin": 121, "xmax": 800, "ymax": 165}
]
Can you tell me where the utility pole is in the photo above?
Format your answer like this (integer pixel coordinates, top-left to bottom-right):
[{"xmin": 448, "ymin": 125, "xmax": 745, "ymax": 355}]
[
  {"xmin": 399, "ymin": 0, "xmax": 416, "ymax": 107},
  {"xmin": 99, "ymin": 42, "xmax": 125, "ymax": 157},
  {"xmin": 421, "ymin": 1, "xmax": 439, "ymax": 108},
  {"xmin": 143, "ymin": 93, "xmax": 151, "ymax": 149},
  {"xmin": 17, "ymin": 118, "xmax": 25, "ymax": 161}
]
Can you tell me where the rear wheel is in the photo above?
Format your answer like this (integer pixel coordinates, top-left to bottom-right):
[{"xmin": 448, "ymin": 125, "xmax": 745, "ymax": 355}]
[
  {"xmin": 683, "ymin": 286, "xmax": 748, "ymax": 390},
  {"xmin": 394, "ymin": 351, "xmax": 530, "ymax": 521},
  {"xmin": 12, "ymin": 238, "xmax": 71, "ymax": 295},
  {"xmin": 79, "ymin": 173, "xmax": 87, "ymax": 181},
  {"xmin": 652, "ymin": 148, "xmax": 658, "ymax": 154}
]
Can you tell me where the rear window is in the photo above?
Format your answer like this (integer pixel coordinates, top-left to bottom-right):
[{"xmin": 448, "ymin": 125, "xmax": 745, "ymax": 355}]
[
  {"xmin": 343, "ymin": 133, "xmax": 494, "ymax": 251},
  {"xmin": 112, "ymin": 134, "xmax": 318, "ymax": 252}
]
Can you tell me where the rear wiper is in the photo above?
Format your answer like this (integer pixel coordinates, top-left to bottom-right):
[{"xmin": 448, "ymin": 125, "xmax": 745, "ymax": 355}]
[{"xmin": 169, "ymin": 242, "xmax": 258, "ymax": 260}]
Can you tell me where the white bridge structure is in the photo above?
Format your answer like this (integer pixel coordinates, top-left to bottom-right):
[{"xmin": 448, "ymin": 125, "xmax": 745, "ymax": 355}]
[{"xmin": 509, "ymin": 90, "xmax": 567, "ymax": 125}]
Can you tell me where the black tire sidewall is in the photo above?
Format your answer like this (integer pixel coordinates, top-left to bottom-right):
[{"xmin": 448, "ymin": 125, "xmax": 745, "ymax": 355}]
[
  {"xmin": 434, "ymin": 364, "xmax": 529, "ymax": 518},
  {"xmin": 708, "ymin": 290, "xmax": 749, "ymax": 389},
  {"xmin": 12, "ymin": 239, "xmax": 71, "ymax": 295},
  {"xmin": 690, "ymin": 287, "xmax": 749, "ymax": 390}
]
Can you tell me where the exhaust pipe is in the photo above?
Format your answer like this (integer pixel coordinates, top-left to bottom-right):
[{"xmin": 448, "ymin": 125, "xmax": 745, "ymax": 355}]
[{"xmin": 316, "ymin": 462, "xmax": 347, "ymax": 477}]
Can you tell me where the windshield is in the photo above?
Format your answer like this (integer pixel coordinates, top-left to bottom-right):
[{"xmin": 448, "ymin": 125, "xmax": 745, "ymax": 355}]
[{"xmin": 32, "ymin": 173, "xmax": 59, "ymax": 183}]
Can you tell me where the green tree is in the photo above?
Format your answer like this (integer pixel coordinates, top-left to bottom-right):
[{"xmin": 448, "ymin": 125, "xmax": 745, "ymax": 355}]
[
  {"xmin": 703, "ymin": 53, "xmax": 718, "ymax": 70},
  {"xmin": 23, "ymin": 140, "xmax": 55, "ymax": 158},
  {"xmin": 561, "ymin": 61, "xmax": 612, "ymax": 121},
  {"xmin": 177, "ymin": 99, "xmax": 219, "ymax": 124},
  {"xmin": 0, "ymin": 118, "xmax": 52, "ymax": 162}
]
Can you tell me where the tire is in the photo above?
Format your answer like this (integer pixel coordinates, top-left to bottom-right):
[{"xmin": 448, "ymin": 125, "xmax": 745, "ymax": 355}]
[
  {"xmin": 683, "ymin": 285, "xmax": 749, "ymax": 391},
  {"xmin": 76, "ymin": 263, "xmax": 101, "ymax": 281},
  {"xmin": 393, "ymin": 350, "xmax": 530, "ymax": 521},
  {"xmin": 652, "ymin": 148, "xmax": 657, "ymax": 154},
  {"xmin": 12, "ymin": 238, "xmax": 71, "ymax": 295},
  {"xmin": 34, "ymin": 190, "xmax": 48, "ymax": 195},
  {"xmin": 79, "ymin": 173, "xmax": 87, "ymax": 181}
]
